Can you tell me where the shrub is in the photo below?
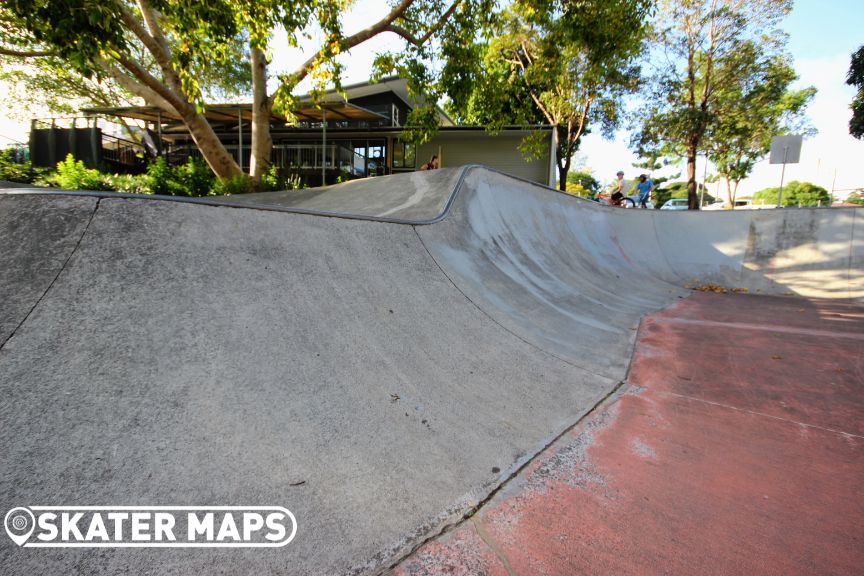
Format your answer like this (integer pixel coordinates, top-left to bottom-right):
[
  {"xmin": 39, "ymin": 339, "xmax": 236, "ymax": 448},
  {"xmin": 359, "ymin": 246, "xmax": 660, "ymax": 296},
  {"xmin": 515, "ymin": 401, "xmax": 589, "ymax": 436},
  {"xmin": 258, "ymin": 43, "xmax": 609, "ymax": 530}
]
[
  {"xmin": 105, "ymin": 173, "xmax": 150, "ymax": 194},
  {"xmin": 213, "ymin": 174, "xmax": 256, "ymax": 195},
  {"xmin": 752, "ymin": 181, "xmax": 830, "ymax": 206},
  {"xmin": 144, "ymin": 157, "xmax": 178, "ymax": 195},
  {"xmin": 846, "ymin": 191, "xmax": 864, "ymax": 205},
  {"xmin": 51, "ymin": 154, "xmax": 106, "ymax": 190},
  {"xmin": 145, "ymin": 157, "xmax": 216, "ymax": 196},
  {"xmin": 0, "ymin": 148, "xmax": 39, "ymax": 183},
  {"xmin": 173, "ymin": 157, "xmax": 214, "ymax": 197},
  {"xmin": 261, "ymin": 165, "xmax": 307, "ymax": 191}
]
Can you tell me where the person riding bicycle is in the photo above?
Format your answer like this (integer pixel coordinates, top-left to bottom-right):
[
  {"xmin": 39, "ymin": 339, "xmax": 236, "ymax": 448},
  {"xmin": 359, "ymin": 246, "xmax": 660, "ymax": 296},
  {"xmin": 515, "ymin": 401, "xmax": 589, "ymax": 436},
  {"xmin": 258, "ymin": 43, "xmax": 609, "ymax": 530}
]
[{"xmin": 608, "ymin": 170, "xmax": 626, "ymax": 206}]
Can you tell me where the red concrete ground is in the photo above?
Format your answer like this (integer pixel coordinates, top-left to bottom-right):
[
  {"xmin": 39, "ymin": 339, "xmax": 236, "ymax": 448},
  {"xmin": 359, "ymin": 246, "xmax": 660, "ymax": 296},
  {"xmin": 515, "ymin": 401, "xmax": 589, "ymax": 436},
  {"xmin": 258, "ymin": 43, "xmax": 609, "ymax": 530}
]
[{"xmin": 394, "ymin": 293, "xmax": 864, "ymax": 576}]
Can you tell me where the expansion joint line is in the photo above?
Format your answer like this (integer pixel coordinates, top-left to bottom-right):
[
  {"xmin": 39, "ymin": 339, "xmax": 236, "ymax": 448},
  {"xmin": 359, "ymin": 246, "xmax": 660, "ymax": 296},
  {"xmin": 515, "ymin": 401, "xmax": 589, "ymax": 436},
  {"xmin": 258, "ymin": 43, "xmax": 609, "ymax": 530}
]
[
  {"xmin": 0, "ymin": 198, "xmax": 101, "ymax": 352},
  {"xmin": 663, "ymin": 391, "xmax": 864, "ymax": 440},
  {"xmin": 848, "ymin": 208, "xmax": 857, "ymax": 299},
  {"xmin": 471, "ymin": 516, "xmax": 517, "ymax": 576}
]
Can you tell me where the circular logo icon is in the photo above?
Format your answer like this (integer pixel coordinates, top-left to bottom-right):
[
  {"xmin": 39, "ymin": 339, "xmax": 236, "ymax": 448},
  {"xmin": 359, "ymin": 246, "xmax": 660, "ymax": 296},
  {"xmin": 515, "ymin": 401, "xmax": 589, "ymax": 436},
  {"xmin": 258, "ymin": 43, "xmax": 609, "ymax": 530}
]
[{"xmin": 4, "ymin": 507, "xmax": 35, "ymax": 546}]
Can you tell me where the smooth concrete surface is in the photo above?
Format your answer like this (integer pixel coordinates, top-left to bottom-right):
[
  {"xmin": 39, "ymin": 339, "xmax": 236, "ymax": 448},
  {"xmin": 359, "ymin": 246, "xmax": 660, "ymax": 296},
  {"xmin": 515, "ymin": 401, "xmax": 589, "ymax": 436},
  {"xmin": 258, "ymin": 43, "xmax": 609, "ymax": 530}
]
[
  {"xmin": 0, "ymin": 195, "xmax": 97, "ymax": 345},
  {"xmin": 0, "ymin": 197, "xmax": 613, "ymax": 575},
  {"xmin": 224, "ymin": 167, "xmax": 464, "ymax": 221},
  {"xmin": 0, "ymin": 166, "xmax": 861, "ymax": 575},
  {"xmin": 396, "ymin": 293, "xmax": 864, "ymax": 575}
]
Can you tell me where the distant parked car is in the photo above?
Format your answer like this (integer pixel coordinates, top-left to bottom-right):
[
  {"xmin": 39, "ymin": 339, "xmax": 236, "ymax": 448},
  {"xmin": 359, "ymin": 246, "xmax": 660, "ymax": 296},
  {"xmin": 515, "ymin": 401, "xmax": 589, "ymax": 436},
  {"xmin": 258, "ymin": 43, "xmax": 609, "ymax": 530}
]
[
  {"xmin": 660, "ymin": 198, "xmax": 689, "ymax": 210},
  {"xmin": 703, "ymin": 199, "xmax": 755, "ymax": 210}
]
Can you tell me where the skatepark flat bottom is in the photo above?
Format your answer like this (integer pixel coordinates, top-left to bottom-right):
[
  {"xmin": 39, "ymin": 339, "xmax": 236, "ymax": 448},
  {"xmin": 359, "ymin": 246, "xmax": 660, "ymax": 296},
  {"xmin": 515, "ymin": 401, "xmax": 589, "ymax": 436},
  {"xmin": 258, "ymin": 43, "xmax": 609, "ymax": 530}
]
[{"xmin": 394, "ymin": 292, "xmax": 864, "ymax": 576}]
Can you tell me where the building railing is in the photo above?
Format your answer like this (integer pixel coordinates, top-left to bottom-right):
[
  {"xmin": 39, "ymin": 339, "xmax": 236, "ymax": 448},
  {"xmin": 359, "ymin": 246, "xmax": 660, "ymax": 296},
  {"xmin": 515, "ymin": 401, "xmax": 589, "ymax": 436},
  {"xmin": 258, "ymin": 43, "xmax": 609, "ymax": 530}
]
[
  {"xmin": 168, "ymin": 142, "xmax": 367, "ymax": 175},
  {"xmin": 272, "ymin": 143, "xmax": 364, "ymax": 174},
  {"xmin": 101, "ymin": 133, "xmax": 146, "ymax": 170}
]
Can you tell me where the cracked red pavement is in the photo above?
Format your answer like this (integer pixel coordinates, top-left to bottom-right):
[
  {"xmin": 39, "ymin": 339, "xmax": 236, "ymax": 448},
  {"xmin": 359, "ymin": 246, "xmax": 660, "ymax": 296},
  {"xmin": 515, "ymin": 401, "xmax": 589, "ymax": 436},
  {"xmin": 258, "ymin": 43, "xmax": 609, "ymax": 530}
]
[{"xmin": 393, "ymin": 293, "xmax": 864, "ymax": 576}]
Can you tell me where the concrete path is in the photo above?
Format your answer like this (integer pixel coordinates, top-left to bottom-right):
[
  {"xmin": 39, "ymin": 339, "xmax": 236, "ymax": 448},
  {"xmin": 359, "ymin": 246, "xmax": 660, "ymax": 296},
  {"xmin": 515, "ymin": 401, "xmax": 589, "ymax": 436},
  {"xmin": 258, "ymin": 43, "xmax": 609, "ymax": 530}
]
[
  {"xmin": 394, "ymin": 292, "xmax": 864, "ymax": 575},
  {"xmin": 0, "ymin": 167, "xmax": 861, "ymax": 575}
]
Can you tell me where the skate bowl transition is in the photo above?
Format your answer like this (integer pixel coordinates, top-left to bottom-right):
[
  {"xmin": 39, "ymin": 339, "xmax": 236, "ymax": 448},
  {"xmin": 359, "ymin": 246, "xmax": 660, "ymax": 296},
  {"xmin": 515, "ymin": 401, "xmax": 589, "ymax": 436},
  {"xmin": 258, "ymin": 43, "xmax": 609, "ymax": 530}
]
[{"xmin": 0, "ymin": 166, "xmax": 860, "ymax": 575}]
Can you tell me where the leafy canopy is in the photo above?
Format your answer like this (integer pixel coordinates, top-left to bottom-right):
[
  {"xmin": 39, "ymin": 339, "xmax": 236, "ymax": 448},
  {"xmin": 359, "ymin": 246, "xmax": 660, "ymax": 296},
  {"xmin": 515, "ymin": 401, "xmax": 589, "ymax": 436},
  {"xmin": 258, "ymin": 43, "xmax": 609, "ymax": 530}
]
[
  {"xmin": 442, "ymin": 0, "xmax": 653, "ymax": 190},
  {"xmin": 848, "ymin": 45, "xmax": 864, "ymax": 140},
  {"xmin": 632, "ymin": 0, "xmax": 795, "ymax": 207},
  {"xmin": 752, "ymin": 181, "xmax": 830, "ymax": 206},
  {"xmin": 705, "ymin": 38, "xmax": 815, "ymax": 203}
]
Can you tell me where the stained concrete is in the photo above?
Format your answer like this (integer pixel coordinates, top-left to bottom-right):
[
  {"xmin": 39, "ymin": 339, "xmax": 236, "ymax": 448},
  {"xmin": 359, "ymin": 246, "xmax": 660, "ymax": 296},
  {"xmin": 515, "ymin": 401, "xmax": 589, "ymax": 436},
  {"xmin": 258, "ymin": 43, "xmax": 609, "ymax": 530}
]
[
  {"xmin": 0, "ymin": 166, "xmax": 861, "ymax": 575},
  {"xmin": 395, "ymin": 293, "xmax": 864, "ymax": 575}
]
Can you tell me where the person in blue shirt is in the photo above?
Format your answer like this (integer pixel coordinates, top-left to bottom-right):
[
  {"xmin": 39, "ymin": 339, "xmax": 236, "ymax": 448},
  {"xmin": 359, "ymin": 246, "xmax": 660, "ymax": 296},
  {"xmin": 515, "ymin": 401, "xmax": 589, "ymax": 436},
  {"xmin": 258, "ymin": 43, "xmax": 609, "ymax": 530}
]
[{"xmin": 635, "ymin": 174, "xmax": 655, "ymax": 208}]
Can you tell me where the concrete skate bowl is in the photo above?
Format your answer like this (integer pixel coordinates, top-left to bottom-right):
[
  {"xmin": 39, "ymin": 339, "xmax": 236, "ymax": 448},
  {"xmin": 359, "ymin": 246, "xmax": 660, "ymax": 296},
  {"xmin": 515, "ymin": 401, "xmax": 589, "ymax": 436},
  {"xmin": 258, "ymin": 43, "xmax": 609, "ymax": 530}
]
[{"xmin": 0, "ymin": 166, "xmax": 860, "ymax": 575}]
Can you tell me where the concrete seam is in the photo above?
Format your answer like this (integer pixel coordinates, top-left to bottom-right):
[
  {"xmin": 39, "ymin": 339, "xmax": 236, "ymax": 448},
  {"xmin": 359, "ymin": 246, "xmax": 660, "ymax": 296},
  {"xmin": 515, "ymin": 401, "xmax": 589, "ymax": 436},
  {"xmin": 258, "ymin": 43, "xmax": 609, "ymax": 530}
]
[
  {"xmin": 742, "ymin": 210, "xmax": 754, "ymax": 287},
  {"xmin": 653, "ymin": 316, "xmax": 864, "ymax": 341},
  {"xmin": 650, "ymin": 210, "xmax": 679, "ymax": 283},
  {"xmin": 470, "ymin": 517, "xmax": 518, "ymax": 576},
  {"xmin": 381, "ymin": 380, "xmax": 627, "ymax": 575},
  {"xmin": 0, "ymin": 198, "xmax": 100, "ymax": 352},
  {"xmin": 410, "ymin": 225, "xmax": 612, "ymax": 381},
  {"xmin": 661, "ymin": 390, "xmax": 864, "ymax": 439},
  {"xmin": 848, "ymin": 208, "xmax": 857, "ymax": 299}
]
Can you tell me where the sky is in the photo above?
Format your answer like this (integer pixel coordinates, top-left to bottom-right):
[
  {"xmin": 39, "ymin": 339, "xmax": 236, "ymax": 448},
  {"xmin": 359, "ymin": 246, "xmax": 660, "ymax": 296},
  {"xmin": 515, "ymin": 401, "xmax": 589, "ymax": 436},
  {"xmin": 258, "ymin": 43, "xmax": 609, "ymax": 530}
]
[
  {"xmin": 576, "ymin": 0, "xmax": 864, "ymax": 197},
  {"xmin": 1, "ymin": 0, "xmax": 862, "ymax": 197}
]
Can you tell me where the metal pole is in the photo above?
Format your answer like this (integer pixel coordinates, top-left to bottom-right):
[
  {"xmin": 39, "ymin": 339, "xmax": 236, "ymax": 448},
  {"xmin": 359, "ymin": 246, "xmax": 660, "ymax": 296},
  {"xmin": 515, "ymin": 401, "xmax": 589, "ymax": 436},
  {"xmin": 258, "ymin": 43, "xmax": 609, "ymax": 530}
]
[
  {"xmin": 156, "ymin": 111, "xmax": 162, "ymax": 157},
  {"xmin": 238, "ymin": 110, "xmax": 244, "ymax": 172},
  {"xmin": 322, "ymin": 107, "xmax": 327, "ymax": 184},
  {"xmin": 776, "ymin": 146, "xmax": 788, "ymax": 207}
]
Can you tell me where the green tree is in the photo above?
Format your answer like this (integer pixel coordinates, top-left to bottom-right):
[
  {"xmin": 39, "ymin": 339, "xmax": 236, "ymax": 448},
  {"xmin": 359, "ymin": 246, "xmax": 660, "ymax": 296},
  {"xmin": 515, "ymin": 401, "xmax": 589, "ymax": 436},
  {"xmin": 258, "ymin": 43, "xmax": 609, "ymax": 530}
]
[
  {"xmin": 845, "ymin": 190, "xmax": 864, "ymax": 205},
  {"xmin": 848, "ymin": 46, "xmax": 864, "ymax": 139},
  {"xmin": 654, "ymin": 180, "xmax": 713, "ymax": 209},
  {"xmin": 565, "ymin": 170, "xmax": 600, "ymax": 197},
  {"xmin": 706, "ymin": 40, "xmax": 815, "ymax": 207},
  {"xmin": 445, "ymin": 0, "xmax": 653, "ymax": 191},
  {"xmin": 752, "ymin": 181, "xmax": 830, "ymax": 206},
  {"xmin": 633, "ymin": 0, "xmax": 793, "ymax": 209},
  {"xmin": 1, "ymin": 0, "xmax": 485, "ymax": 183}
]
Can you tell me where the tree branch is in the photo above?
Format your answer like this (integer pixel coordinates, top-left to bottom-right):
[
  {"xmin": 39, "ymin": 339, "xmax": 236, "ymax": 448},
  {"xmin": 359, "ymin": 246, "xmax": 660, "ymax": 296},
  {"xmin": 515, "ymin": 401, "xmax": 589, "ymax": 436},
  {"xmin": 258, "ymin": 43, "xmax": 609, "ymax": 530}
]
[
  {"xmin": 114, "ymin": 0, "xmax": 183, "ymax": 96},
  {"xmin": 100, "ymin": 59, "xmax": 175, "ymax": 112},
  {"xmin": 136, "ymin": 0, "xmax": 171, "ymax": 56},
  {"xmin": 115, "ymin": 54, "xmax": 186, "ymax": 115},
  {"xmin": 0, "ymin": 47, "xmax": 51, "ymax": 57},
  {"xmin": 283, "ymin": 0, "xmax": 414, "ymax": 89},
  {"xmin": 272, "ymin": 0, "xmax": 463, "ymax": 106}
]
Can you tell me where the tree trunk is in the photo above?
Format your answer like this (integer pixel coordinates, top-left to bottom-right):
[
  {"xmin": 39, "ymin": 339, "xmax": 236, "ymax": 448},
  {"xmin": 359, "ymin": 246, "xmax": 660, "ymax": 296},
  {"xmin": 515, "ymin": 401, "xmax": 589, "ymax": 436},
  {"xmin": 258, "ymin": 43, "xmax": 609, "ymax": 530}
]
[
  {"xmin": 249, "ymin": 47, "xmax": 272, "ymax": 183},
  {"xmin": 557, "ymin": 160, "xmax": 571, "ymax": 192},
  {"xmin": 181, "ymin": 106, "xmax": 243, "ymax": 179},
  {"xmin": 686, "ymin": 146, "xmax": 698, "ymax": 209},
  {"xmin": 556, "ymin": 125, "xmax": 572, "ymax": 191}
]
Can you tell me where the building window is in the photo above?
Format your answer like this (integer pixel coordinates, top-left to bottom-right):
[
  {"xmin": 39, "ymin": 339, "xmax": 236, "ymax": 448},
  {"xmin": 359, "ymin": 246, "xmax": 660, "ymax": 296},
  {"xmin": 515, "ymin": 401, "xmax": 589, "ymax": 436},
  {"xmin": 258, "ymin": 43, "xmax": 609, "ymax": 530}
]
[{"xmin": 392, "ymin": 141, "xmax": 416, "ymax": 168}]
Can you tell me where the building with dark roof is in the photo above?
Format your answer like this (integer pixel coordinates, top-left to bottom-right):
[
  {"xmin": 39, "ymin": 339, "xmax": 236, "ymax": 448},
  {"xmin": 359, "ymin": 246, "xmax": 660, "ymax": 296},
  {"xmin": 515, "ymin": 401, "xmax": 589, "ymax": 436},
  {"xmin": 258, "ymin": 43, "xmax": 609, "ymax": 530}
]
[{"xmin": 29, "ymin": 77, "xmax": 556, "ymax": 187}]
